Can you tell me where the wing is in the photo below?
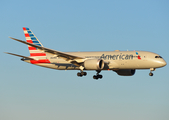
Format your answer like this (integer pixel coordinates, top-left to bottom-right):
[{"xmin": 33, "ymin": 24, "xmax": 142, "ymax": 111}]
[{"xmin": 9, "ymin": 37, "xmax": 85, "ymax": 65}]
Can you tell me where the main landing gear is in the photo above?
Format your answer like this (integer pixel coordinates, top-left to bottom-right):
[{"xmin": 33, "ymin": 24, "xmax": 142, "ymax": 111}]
[
  {"xmin": 77, "ymin": 70, "xmax": 103, "ymax": 80},
  {"xmin": 149, "ymin": 68, "xmax": 156, "ymax": 76},
  {"xmin": 93, "ymin": 70, "xmax": 103, "ymax": 80},
  {"xmin": 77, "ymin": 72, "xmax": 87, "ymax": 77},
  {"xmin": 77, "ymin": 66, "xmax": 103, "ymax": 79},
  {"xmin": 77, "ymin": 66, "xmax": 87, "ymax": 77}
]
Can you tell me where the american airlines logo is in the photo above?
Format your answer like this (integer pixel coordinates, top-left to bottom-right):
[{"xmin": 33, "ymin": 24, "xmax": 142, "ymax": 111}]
[
  {"xmin": 100, "ymin": 52, "xmax": 142, "ymax": 60},
  {"xmin": 100, "ymin": 54, "xmax": 134, "ymax": 60},
  {"xmin": 86, "ymin": 53, "xmax": 141, "ymax": 60}
]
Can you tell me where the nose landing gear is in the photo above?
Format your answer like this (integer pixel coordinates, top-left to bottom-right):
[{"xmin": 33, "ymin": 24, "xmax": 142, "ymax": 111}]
[{"xmin": 149, "ymin": 68, "xmax": 156, "ymax": 76}]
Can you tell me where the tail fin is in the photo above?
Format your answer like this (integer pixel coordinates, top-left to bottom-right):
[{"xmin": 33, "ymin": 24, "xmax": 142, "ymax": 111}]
[{"xmin": 23, "ymin": 27, "xmax": 46, "ymax": 58}]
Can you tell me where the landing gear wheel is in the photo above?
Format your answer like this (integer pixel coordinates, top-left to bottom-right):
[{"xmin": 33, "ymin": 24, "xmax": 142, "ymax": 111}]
[
  {"xmin": 84, "ymin": 72, "xmax": 87, "ymax": 76},
  {"xmin": 97, "ymin": 75, "xmax": 103, "ymax": 79},
  {"xmin": 149, "ymin": 73, "xmax": 153, "ymax": 76},
  {"xmin": 81, "ymin": 72, "xmax": 87, "ymax": 76},
  {"xmin": 93, "ymin": 75, "xmax": 98, "ymax": 80},
  {"xmin": 77, "ymin": 72, "xmax": 87, "ymax": 77},
  {"xmin": 93, "ymin": 75, "xmax": 102, "ymax": 80},
  {"xmin": 77, "ymin": 72, "xmax": 82, "ymax": 77}
]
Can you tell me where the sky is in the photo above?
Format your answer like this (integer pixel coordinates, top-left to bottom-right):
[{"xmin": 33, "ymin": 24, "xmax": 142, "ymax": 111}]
[{"xmin": 0, "ymin": 0, "xmax": 169, "ymax": 120}]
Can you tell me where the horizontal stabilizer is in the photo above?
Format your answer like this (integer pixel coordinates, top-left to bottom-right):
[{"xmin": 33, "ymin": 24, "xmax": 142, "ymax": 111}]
[{"xmin": 4, "ymin": 52, "xmax": 34, "ymax": 60}]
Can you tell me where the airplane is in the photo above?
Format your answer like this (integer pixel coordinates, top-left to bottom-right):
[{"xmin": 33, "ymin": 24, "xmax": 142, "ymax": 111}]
[{"xmin": 5, "ymin": 27, "xmax": 167, "ymax": 79}]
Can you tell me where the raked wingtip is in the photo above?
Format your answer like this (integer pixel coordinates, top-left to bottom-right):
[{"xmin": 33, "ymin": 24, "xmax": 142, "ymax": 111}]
[
  {"xmin": 4, "ymin": 52, "xmax": 8, "ymax": 54},
  {"xmin": 9, "ymin": 36, "xmax": 15, "ymax": 40}
]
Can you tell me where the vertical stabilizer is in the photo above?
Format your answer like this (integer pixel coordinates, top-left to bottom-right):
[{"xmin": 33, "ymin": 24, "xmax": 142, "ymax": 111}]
[
  {"xmin": 23, "ymin": 27, "xmax": 50, "ymax": 64},
  {"xmin": 23, "ymin": 27, "xmax": 45, "ymax": 56}
]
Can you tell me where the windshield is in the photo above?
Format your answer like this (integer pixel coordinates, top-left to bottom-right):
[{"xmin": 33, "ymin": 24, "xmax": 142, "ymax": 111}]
[{"xmin": 155, "ymin": 56, "xmax": 162, "ymax": 58}]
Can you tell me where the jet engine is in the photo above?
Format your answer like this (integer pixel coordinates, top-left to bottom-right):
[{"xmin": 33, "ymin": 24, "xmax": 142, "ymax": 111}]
[
  {"xmin": 115, "ymin": 69, "xmax": 136, "ymax": 76},
  {"xmin": 84, "ymin": 59, "xmax": 104, "ymax": 70}
]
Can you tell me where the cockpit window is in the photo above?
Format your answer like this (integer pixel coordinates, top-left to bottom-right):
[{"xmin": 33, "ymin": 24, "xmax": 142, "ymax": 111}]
[{"xmin": 155, "ymin": 56, "xmax": 162, "ymax": 58}]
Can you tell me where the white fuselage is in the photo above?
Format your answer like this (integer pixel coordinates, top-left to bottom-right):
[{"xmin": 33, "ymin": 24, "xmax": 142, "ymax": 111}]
[{"xmin": 24, "ymin": 51, "xmax": 167, "ymax": 71}]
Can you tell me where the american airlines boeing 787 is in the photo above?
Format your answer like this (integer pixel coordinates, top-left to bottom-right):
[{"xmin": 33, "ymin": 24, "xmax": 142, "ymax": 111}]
[{"xmin": 5, "ymin": 27, "xmax": 167, "ymax": 79}]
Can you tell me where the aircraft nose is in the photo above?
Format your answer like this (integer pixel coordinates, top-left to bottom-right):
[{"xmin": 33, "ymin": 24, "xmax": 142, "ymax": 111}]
[
  {"xmin": 162, "ymin": 60, "xmax": 167, "ymax": 67},
  {"xmin": 159, "ymin": 59, "xmax": 167, "ymax": 67},
  {"xmin": 156, "ymin": 59, "xmax": 167, "ymax": 68}
]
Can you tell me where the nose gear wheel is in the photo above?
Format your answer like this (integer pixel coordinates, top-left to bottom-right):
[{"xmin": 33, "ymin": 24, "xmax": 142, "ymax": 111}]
[{"xmin": 149, "ymin": 72, "xmax": 153, "ymax": 76}]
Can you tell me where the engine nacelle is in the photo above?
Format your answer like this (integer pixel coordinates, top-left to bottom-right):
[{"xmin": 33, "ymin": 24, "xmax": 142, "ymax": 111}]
[
  {"xmin": 115, "ymin": 69, "xmax": 136, "ymax": 76},
  {"xmin": 84, "ymin": 59, "xmax": 104, "ymax": 70}
]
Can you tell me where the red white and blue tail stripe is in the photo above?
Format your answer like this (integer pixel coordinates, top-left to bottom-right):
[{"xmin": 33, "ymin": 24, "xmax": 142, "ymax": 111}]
[{"xmin": 23, "ymin": 27, "xmax": 50, "ymax": 64}]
